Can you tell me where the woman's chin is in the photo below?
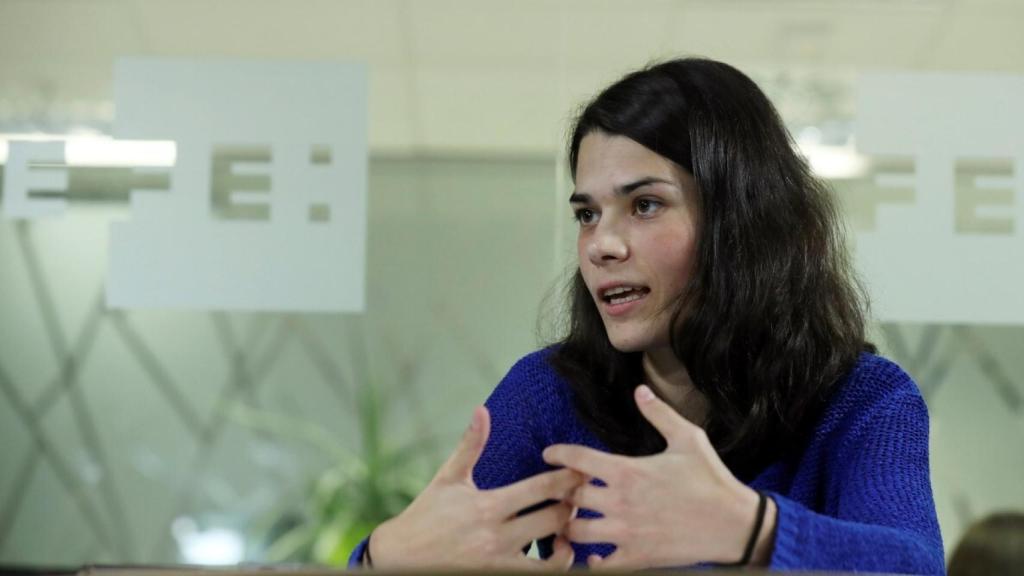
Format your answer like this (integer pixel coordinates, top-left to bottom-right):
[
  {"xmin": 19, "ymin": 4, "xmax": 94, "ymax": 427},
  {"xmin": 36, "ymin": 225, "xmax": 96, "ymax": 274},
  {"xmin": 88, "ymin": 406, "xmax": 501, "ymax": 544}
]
[
  {"xmin": 605, "ymin": 326, "xmax": 671, "ymax": 354},
  {"xmin": 607, "ymin": 335, "xmax": 650, "ymax": 354}
]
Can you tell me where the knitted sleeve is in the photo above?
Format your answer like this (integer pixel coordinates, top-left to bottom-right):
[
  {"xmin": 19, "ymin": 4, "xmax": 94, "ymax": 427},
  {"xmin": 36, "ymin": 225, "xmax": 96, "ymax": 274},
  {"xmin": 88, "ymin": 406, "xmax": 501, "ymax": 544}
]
[
  {"xmin": 768, "ymin": 387, "xmax": 945, "ymax": 574},
  {"xmin": 473, "ymin": 354, "xmax": 549, "ymax": 490},
  {"xmin": 346, "ymin": 353, "xmax": 549, "ymax": 567}
]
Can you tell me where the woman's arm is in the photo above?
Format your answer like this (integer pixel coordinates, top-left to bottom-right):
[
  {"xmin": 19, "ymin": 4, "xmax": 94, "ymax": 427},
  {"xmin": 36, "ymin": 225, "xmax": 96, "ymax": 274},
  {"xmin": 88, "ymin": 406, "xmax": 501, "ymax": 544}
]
[
  {"xmin": 543, "ymin": 382, "xmax": 944, "ymax": 573},
  {"xmin": 543, "ymin": 385, "xmax": 774, "ymax": 569},
  {"xmin": 346, "ymin": 353, "xmax": 573, "ymax": 568},
  {"xmin": 764, "ymin": 388, "xmax": 944, "ymax": 574},
  {"xmin": 767, "ymin": 493, "xmax": 942, "ymax": 573}
]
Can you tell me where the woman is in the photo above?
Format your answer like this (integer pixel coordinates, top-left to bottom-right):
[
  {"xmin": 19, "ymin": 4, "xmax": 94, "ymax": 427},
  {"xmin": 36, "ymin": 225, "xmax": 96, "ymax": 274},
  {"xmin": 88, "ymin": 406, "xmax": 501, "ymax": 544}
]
[{"xmin": 348, "ymin": 58, "xmax": 945, "ymax": 572}]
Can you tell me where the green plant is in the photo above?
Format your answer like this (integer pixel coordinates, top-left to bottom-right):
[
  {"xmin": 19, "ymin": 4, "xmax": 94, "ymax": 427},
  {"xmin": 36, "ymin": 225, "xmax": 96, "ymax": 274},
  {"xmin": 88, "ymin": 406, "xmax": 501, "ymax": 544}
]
[{"xmin": 235, "ymin": 374, "xmax": 435, "ymax": 565}]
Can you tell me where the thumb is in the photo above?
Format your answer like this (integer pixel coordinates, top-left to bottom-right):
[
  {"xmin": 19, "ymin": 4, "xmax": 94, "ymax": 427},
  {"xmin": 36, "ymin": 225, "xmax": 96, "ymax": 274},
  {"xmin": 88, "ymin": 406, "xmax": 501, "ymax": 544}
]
[
  {"xmin": 635, "ymin": 385, "xmax": 696, "ymax": 448},
  {"xmin": 436, "ymin": 405, "xmax": 490, "ymax": 485}
]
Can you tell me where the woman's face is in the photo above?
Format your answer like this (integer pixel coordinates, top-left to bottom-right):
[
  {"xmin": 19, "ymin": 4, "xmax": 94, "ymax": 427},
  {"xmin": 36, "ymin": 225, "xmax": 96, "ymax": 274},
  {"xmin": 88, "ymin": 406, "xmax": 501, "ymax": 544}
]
[{"xmin": 572, "ymin": 131, "xmax": 700, "ymax": 353}]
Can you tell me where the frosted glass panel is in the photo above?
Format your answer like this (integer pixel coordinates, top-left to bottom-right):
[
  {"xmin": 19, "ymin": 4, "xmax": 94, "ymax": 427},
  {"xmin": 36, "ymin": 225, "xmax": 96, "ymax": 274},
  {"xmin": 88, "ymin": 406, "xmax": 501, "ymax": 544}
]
[{"xmin": 1, "ymin": 0, "xmax": 1023, "ymax": 567}]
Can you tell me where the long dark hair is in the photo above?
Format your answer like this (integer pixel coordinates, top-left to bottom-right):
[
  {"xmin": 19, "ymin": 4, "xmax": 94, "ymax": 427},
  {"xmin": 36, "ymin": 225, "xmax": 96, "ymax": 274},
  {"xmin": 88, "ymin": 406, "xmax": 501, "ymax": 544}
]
[{"xmin": 550, "ymin": 58, "xmax": 873, "ymax": 480}]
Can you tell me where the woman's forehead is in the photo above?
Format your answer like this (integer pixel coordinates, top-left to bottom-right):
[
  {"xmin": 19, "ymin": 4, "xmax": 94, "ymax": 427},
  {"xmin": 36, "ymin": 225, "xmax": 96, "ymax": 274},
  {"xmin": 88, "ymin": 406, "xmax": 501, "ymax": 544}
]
[
  {"xmin": 574, "ymin": 133, "xmax": 694, "ymax": 200},
  {"xmin": 575, "ymin": 133, "xmax": 686, "ymax": 190}
]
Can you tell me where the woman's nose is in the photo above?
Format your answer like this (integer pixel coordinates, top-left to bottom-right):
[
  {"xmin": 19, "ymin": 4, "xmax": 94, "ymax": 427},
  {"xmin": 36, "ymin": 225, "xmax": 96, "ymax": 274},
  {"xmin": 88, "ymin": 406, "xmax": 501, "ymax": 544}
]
[{"xmin": 587, "ymin": 222, "xmax": 629, "ymax": 265}]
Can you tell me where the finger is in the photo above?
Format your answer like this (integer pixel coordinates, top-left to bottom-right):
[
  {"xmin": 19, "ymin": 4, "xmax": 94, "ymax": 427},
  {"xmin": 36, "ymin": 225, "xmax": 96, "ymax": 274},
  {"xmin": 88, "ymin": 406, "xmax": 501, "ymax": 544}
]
[
  {"xmin": 589, "ymin": 551, "xmax": 634, "ymax": 571},
  {"xmin": 634, "ymin": 384, "xmax": 700, "ymax": 448},
  {"xmin": 542, "ymin": 444, "xmax": 622, "ymax": 481},
  {"xmin": 565, "ymin": 517, "xmax": 622, "ymax": 544},
  {"xmin": 494, "ymin": 468, "xmax": 583, "ymax": 515},
  {"xmin": 567, "ymin": 483, "xmax": 613, "ymax": 512},
  {"xmin": 511, "ymin": 536, "xmax": 575, "ymax": 573},
  {"xmin": 546, "ymin": 535, "xmax": 575, "ymax": 570},
  {"xmin": 500, "ymin": 544, "xmax": 572, "ymax": 574},
  {"xmin": 501, "ymin": 503, "xmax": 573, "ymax": 548},
  {"xmin": 436, "ymin": 406, "xmax": 490, "ymax": 484},
  {"xmin": 494, "ymin": 556, "xmax": 552, "ymax": 572}
]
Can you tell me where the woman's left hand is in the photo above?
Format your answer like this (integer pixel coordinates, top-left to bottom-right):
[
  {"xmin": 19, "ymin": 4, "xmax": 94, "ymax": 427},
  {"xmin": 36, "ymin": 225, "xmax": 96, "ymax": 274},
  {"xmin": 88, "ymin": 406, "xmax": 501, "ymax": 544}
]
[{"xmin": 542, "ymin": 385, "xmax": 768, "ymax": 570}]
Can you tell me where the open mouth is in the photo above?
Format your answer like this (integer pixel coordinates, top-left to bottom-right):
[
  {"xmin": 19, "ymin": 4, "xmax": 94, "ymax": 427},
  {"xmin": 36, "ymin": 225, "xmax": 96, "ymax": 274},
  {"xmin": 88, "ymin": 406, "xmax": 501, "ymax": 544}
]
[{"xmin": 601, "ymin": 285, "xmax": 650, "ymax": 306}]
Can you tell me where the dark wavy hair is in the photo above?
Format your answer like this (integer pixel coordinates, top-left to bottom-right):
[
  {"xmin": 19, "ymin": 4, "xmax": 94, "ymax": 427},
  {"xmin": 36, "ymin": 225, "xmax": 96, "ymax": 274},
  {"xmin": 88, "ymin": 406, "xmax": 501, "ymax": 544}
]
[{"xmin": 550, "ymin": 58, "xmax": 874, "ymax": 480}]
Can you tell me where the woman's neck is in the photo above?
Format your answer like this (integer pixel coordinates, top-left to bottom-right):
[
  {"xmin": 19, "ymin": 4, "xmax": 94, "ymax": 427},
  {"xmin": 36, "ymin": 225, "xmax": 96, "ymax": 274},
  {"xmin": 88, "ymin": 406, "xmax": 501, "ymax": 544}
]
[{"xmin": 642, "ymin": 347, "xmax": 708, "ymax": 427}]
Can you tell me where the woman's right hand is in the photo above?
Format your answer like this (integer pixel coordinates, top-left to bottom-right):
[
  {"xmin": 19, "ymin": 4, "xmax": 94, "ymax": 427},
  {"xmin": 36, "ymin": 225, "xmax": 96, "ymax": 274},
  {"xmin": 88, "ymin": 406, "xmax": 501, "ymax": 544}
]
[{"xmin": 367, "ymin": 406, "xmax": 582, "ymax": 570}]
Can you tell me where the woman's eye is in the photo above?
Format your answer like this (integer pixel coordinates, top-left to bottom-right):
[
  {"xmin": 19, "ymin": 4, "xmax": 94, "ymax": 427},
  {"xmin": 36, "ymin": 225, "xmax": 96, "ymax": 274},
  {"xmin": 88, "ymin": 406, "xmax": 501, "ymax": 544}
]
[
  {"xmin": 635, "ymin": 198, "xmax": 663, "ymax": 216},
  {"xmin": 573, "ymin": 208, "xmax": 597, "ymax": 225}
]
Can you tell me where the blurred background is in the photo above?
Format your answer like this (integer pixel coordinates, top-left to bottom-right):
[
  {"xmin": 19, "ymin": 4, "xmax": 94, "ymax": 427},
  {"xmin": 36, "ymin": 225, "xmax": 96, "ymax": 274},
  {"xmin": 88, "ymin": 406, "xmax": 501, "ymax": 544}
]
[{"xmin": 1, "ymin": 0, "xmax": 1022, "ymax": 568}]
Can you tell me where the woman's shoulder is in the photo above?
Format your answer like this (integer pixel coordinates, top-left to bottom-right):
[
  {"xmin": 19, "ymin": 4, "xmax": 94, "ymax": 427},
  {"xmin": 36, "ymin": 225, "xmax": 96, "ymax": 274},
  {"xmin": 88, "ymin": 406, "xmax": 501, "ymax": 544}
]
[
  {"xmin": 484, "ymin": 346, "xmax": 596, "ymax": 450},
  {"xmin": 507, "ymin": 345, "xmax": 559, "ymax": 372},
  {"xmin": 488, "ymin": 346, "xmax": 572, "ymax": 411},
  {"xmin": 500, "ymin": 346, "xmax": 570, "ymax": 390},
  {"xmin": 815, "ymin": 352, "xmax": 927, "ymax": 437},
  {"xmin": 836, "ymin": 352, "xmax": 923, "ymax": 404}
]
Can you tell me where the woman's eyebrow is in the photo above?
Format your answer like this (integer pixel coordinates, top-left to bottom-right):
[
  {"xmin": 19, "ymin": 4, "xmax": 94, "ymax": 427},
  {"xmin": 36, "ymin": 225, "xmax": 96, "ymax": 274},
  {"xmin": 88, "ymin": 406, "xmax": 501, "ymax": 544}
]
[
  {"xmin": 619, "ymin": 176, "xmax": 675, "ymax": 195},
  {"xmin": 569, "ymin": 177, "xmax": 676, "ymax": 204},
  {"xmin": 568, "ymin": 192, "xmax": 592, "ymax": 204}
]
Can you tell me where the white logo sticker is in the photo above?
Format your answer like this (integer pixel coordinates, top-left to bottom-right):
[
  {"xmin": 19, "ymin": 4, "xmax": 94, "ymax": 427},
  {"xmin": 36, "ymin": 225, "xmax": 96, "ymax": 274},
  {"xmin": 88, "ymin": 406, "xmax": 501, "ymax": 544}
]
[
  {"xmin": 3, "ymin": 58, "xmax": 367, "ymax": 313},
  {"xmin": 854, "ymin": 73, "xmax": 1023, "ymax": 325}
]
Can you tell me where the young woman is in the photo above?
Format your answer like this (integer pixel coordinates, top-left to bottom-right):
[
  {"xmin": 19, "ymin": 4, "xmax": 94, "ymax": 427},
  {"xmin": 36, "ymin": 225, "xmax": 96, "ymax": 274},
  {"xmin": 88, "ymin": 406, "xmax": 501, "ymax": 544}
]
[{"xmin": 348, "ymin": 57, "xmax": 945, "ymax": 573}]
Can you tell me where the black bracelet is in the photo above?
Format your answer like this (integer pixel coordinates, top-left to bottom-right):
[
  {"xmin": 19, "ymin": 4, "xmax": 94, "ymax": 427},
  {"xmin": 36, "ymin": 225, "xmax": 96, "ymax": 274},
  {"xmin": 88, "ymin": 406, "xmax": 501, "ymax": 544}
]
[
  {"xmin": 724, "ymin": 490, "xmax": 768, "ymax": 567},
  {"xmin": 363, "ymin": 531, "xmax": 374, "ymax": 568},
  {"xmin": 740, "ymin": 491, "xmax": 769, "ymax": 565}
]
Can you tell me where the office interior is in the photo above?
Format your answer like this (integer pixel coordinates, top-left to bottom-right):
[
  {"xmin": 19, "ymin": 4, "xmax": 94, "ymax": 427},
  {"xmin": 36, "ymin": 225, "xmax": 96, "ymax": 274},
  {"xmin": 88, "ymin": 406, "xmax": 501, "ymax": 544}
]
[{"xmin": 0, "ymin": 0, "xmax": 1022, "ymax": 568}]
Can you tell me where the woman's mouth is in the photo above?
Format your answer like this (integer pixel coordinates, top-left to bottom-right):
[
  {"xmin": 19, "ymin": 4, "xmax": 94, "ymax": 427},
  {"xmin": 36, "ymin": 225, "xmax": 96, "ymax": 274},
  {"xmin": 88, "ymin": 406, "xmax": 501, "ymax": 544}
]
[{"xmin": 599, "ymin": 285, "xmax": 650, "ymax": 315}]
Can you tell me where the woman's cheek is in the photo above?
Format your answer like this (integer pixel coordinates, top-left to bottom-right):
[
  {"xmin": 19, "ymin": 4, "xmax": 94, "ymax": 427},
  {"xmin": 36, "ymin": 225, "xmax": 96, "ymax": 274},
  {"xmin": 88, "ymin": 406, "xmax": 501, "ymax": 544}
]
[{"xmin": 648, "ymin": 227, "xmax": 697, "ymax": 285}]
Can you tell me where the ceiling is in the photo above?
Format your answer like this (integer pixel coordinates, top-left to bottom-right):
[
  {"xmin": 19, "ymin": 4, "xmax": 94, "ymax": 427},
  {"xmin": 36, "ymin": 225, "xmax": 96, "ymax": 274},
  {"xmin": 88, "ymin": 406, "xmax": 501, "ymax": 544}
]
[{"xmin": 0, "ymin": 0, "xmax": 1022, "ymax": 157}]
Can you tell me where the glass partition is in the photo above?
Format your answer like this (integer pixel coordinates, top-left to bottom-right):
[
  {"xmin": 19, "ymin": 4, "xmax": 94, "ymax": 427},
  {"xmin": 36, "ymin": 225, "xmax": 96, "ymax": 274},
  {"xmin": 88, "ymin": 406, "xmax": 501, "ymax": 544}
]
[{"xmin": 1, "ymin": 0, "xmax": 1022, "ymax": 567}]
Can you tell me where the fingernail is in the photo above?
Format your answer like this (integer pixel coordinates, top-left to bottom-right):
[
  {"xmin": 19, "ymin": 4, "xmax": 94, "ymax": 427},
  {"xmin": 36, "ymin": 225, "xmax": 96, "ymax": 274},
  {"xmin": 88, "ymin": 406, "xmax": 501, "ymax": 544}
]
[
  {"xmin": 468, "ymin": 408, "xmax": 481, "ymax": 431},
  {"xmin": 636, "ymin": 385, "xmax": 655, "ymax": 403}
]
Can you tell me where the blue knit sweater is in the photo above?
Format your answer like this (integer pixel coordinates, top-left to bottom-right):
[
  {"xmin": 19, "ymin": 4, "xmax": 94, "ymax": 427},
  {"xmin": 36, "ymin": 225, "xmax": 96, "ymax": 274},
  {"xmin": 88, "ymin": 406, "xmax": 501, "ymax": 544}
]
[{"xmin": 350, "ymin": 349, "xmax": 945, "ymax": 573}]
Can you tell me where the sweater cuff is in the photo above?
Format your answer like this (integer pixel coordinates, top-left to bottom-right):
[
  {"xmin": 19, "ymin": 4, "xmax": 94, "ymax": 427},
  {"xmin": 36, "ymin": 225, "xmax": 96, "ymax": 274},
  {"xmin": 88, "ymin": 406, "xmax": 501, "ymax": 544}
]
[
  {"xmin": 764, "ymin": 491, "xmax": 804, "ymax": 570},
  {"xmin": 348, "ymin": 537, "xmax": 370, "ymax": 568}
]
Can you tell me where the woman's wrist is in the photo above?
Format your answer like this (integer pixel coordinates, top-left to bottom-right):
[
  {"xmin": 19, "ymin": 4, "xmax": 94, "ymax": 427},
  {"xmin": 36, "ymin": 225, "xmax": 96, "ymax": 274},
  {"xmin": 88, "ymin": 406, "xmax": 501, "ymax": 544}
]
[
  {"xmin": 749, "ymin": 495, "xmax": 778, "ymax": 566},
  {"xmin": 362, "ymin": 531, "xmax": 374, "ymax": 567},
  {"xmin": 365, "ymin": 517, "xmax": 394, "ymax": 569},
  {"xmin": 716, "ymin": 485, "xmax": 776, "ymax": 566}
]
